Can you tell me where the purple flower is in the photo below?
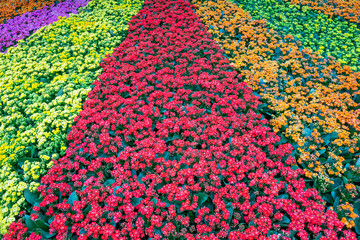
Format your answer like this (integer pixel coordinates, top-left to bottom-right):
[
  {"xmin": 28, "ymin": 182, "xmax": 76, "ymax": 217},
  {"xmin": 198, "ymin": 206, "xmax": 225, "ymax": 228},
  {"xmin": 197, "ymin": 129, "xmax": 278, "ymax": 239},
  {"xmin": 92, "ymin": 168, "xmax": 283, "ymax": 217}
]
[{"xmin": 0, "ymin": 0, "xmax": 90, "ymax": 53}]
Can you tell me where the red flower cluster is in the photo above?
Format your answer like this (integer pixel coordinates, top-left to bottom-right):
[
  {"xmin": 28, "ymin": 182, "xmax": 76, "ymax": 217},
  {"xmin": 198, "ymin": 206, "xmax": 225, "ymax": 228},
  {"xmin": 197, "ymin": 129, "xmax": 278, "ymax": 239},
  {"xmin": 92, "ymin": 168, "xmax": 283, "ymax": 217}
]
[{"xmin": 4, "ymin": 0, "xmax": 357, "ymax": 239}]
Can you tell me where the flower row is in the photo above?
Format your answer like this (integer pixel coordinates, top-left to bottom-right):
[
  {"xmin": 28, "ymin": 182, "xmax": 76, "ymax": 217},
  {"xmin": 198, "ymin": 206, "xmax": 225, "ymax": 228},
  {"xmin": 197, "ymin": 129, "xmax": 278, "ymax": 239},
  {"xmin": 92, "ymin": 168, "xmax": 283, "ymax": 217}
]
[
  {"xmin": 0, "ymin": 0, "xmax": 143, "ymax": 235},
  {"xmin": 0, "ymin": 0, "xmax": 65, "ymax": 24},
  {"xmin": 233, "ymin": 0, "xmax": 360, "ymax": 71},
  {"xmin": 5, "ymin": 0, "xmax": 357, "ymax": 239},
  {"xmin": 192, "ymin": 0, "xmax": 360, "ymax": 232},
  {"xmin": 285, "ymin": 0, "xmax": 360, "ymax": 25},
  {"xmin": 0, "ymin": 0, "xmax": 90, "ymax": 53}
]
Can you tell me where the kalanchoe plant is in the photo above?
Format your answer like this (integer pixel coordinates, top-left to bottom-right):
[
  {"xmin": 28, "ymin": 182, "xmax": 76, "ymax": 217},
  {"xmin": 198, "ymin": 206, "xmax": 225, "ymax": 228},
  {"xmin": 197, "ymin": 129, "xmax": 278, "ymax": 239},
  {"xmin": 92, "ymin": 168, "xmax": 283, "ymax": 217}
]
[
  {"xmin": 0, "ymin": 0, "xmax": 143, "ymax": 235},
  {"xmin": 0, "ymin": 0, "xmax": 91, "ymax": 53},
  {"xmin": 284, "ymin": 0, "xmax": 360, "ymax": 25},
  {"xmin": 232, "ymin": 0, "xmax": 360, "ymax": 71},
  {"xmin": 4, "ymin": 0, "xmax": 357, "ymax": 239},
  {"xmin": 192, "ymin": 0, "xmax": 360, "ymax": 232},
  {"xmin": 0, "ymin": 0, "xmax": 66, "ymax": 24}
]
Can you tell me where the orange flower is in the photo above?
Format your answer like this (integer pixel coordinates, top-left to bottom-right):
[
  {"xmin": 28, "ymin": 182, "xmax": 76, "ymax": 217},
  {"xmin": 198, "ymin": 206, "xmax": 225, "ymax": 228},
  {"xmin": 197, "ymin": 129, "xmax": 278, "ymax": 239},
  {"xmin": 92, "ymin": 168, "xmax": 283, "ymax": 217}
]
[{"xmin": 0, "ymin": 0, "xmax": 65, "ymax": 24}]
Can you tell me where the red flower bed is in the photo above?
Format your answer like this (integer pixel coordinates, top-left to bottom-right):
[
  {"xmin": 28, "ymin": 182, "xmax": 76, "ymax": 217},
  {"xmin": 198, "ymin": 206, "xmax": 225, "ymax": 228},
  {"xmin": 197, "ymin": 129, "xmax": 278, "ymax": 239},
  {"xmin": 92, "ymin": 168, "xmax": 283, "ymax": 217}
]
[{"xmin": 5, "ymin": 0, "xmax": 357, "ymax": 239}]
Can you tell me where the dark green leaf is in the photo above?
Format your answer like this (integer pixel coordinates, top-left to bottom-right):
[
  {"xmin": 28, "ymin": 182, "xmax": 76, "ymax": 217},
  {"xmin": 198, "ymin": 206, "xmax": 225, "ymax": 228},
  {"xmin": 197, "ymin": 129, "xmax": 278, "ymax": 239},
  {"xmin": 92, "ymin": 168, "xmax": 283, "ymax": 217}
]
[
  {"xmin": 151, "ymin": 198, "xmax": 158, "ymax": 206},
  {"xmin": 41, "ymin": 229, "xmax": 56, "ymax": 238},
  {"xmin": 56, "ymin": 89, "xmax": 63, "ymax": 97},
  {"xmin": 155, "ymin": 229, "xmax": 162, "ymax": 236},
  {"xmin": 24, "ymin": 188, "xmax": 39, "ymax": 205},
  {"xmin": 48, "ymin": 216, "xmax": 55, "ymax": 225},
  {"xmin": 355, "ymin": 158, "xmax": 360, "ymax": 167},
  {"xmin": 355, "ymin": 217, "xmax": 360, "ymax": 235},
  {"xmin": 277, "ymin": 194, "xmax": 289, "ymax": 199},
  {"xmin": 83, "ymin": 205, "xmax": 92, "ymax": 214},
  {"xmin": 24, "ymin": 215, "xmax": 36, "ymax": 231},
  {"xmin": 342, "ymin": 176, "xmax": 348, "ymax": 185},
  {"xmin": 280, "ymin": 216, "xmax": 291, "ymax": 226},
  {"xmin": 138, "ymin": 172, "xmax": 145, "ymax": 184},
  {"xmin": 303, "ymin": 127, "xmax": 311, "ymax": 137},
  {"xmin": 314, "ymin": 233, "xmax": 323, "ymax": 240},
  {"xmin": 67, "ymin": 191, "xmax": 79, "ymax": 206},
  {"xmin": 322, "ymin": 193, "xmax": 334, "ymax": 204},
  {"xmin": 131, "ymin": 197, "xmax": 142, "ymax": 207},
  {"xmin": 323, "ymin": 132, "xmax": 338, "ymax": 145},
  {"xmin": 318, "ymin": 149, "xmax": 326, "ymax": 156},
  {"xmin": 104, "ymin": 179, "xmax": 115, "ymax": 187},
  {"xmin": 195, "ymin": 192, "xmax": 208, "ymax": 207},
  {"xmin": 353, "ymin": 200, "xmax": 360, "ymax": 215},
  {"xmin": 34, "ymin": 219, "xmax": 49, "ymax": 231},
  {"xmin": 226, "ymin": 202, "xmax": 234, "ymax": 222},
  {"xmin": 334, "ymin": 196, "xmax": 340, "ymax": 209}
]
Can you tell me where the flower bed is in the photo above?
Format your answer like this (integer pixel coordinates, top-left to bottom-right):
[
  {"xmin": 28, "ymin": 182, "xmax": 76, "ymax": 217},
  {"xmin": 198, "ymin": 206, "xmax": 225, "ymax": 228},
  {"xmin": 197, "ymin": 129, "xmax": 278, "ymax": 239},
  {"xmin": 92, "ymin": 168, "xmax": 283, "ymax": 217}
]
[
  {"xmin": 232, "ymin": 0, "xmax": 360, "ymax": 71},
  {"xmin": 285, "ymin": 0, "xmax": 360, "ymax": 25},
  {"xmin": 192, "ymin": 0, "xmax": 360, "ymax": 232},
  {"xmin": 0, "ymin": 0, "xmax": 65, "ymax": 24},
  {"xmin": 4, "ymin": 0, "xmax": 357, "ymax": 239},
  {"xmin": 0, "ymin": 0, "xmax": 90, "ymax": 53},
  {"xmin": 0, "ymin": 0, "xmax": 143, "ymax": 235}
]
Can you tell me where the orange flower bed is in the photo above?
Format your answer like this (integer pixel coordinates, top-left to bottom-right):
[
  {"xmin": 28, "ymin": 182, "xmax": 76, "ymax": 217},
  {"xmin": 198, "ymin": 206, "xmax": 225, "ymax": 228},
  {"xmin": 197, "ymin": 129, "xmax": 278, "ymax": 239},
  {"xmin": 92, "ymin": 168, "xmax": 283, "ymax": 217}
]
[
  {"xmin": 286, "ymin": 0, "xmax": 360, "ymax": 24},
  {"xmin": 193, "ymin": 0, "xmax": 360, "ymax": 230},
  {"xmin": 0, "ymin": 0, "xmax": 64, "ymax": 24}
]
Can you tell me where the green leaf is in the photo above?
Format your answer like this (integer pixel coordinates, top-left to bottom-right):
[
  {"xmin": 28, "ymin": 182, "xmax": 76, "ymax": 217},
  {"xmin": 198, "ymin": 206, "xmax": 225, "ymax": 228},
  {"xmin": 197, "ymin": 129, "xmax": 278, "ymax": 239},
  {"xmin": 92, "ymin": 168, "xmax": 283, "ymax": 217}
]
[
  {"xmin": 355, "ymin": 158, "xmax": 360, "ymax": 167},
  {"xmin": 138, "ymin": 172, "xmax": 145, "ymax": 184},
  {"xmin": 291, "ymin": 165, "xmax": 299, "ymax": 171},
  {"xmin": 24, "ymin": 188, "xmax": 39, "ymax": 205},
  {"xmin": 83, "ymin": 205, "xmax": 92, "ymax": 214},
  {"xmin": 323, "ymin": 132, "xmax": 338, "ymax": 145},
  {"xmin": 67, "ymin": 191, "xmax": 79, "ymax": 206},
  {"xmin": 195, "ymin": 193, "xmax": 208, "ymax": 207},
  {"xmin": 277, "ymin": 194, "xmax": 289, "ymax": 199},
  {"xmin": 280, "ymin": 216, "xmax": 291, "ymax": 226},
  {"xmin": 34, "ymin": 219, "xmax": 49, "ymax": 231},
  {"xmin": 226, "ymin": 202, "xmax": 234, "ymax": 222},
  {"xmin": 41, "ymin": 229, "xmax": 56, "ymax": 238},
  {"xmin": 342, "ymin": 176, "xmax": 348, "ymax": 185},
  {"xmin": 48, "ymin": 216, "xmax": 55, "ymax": 225},
  {"xmin": 131, "ymin": 197, "xmax": 142, "ymax": 207},
  {"xmin": 303, "ymin": 127, "xmax": 311, "ymax": 137},
  {"xmin": 355, "ymin": 217, "xmax": 360, "ymax": 235},
  {"xmin": 314, "ymin": 233, "xmax": 323, "ymax": 240},
  {"xmin": 24, "ymin": 215, "xmax": 36, "ymax": 231},
  {"xmin": 113, "ymin": 186, "xmax": 122, "ymax": 195},
  {"xmin": 150, "ymin": 198, "xmax": 158, "ymax": 206},
  {"xmin": 334, "ymin": 196, "xmax": 340, "ymax": 209},
  {"xmin": 288, "ymin": 231, "xmax": 297, "ymax": 238},
  {"xmin": 318, "ymin": 149, "xmax": 326, "ymax": 156},
  {"xmin": 104, "ymin": 179, "xmax": 115, "ymax": 187},
  {"xmin": 353, "ymin": 200, "xmax": 360, "ymax": 215},
  {"xmin": 322, "ymin": 193, "xmax": 334, "ymax": 204},
  {"xmin": 154, "ymin": 229, "xmax": 162, "ymax": 236}
]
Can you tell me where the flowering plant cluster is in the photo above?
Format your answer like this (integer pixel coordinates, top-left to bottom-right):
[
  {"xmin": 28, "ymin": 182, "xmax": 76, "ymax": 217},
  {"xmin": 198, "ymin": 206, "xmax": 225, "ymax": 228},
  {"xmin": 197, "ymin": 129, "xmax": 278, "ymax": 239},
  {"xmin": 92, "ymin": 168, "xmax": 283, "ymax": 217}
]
[
  {"xmin": 0, "ymin": 0, "xmax": 90, "ymax": 53},
  {"xmin": 232, "ymin": 0, "xmax": 360, "ymax": 71},
  {"xmin": 284, "ymin": 0, "xmax": 360, "ymax": 25},
  {"xmin": 0, "ymin": 0, "xmax": 143, "ymax": 235},
  {"xmin": 192, "ymin": 0, "xmax": 360, "ymax": 232},
  {"xmin": 4, "ymin": 0, "xmax": 357, "ymax": 239},
  {"xmin": 0, "ymin": 0, "xmax": 65, "ymax": 24}
]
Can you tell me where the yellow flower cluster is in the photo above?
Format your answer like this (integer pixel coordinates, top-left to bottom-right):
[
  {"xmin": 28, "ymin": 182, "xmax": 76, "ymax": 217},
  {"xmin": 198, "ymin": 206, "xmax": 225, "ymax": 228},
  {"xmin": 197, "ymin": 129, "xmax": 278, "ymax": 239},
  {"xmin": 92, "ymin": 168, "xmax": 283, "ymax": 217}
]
[
  {"xmin": 193, "ymin": 0, "xmax": 360, "ymax": 229},
  {"xmin": 0, "ymin": 0, "xmax": 143, "ymax": 235}
]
